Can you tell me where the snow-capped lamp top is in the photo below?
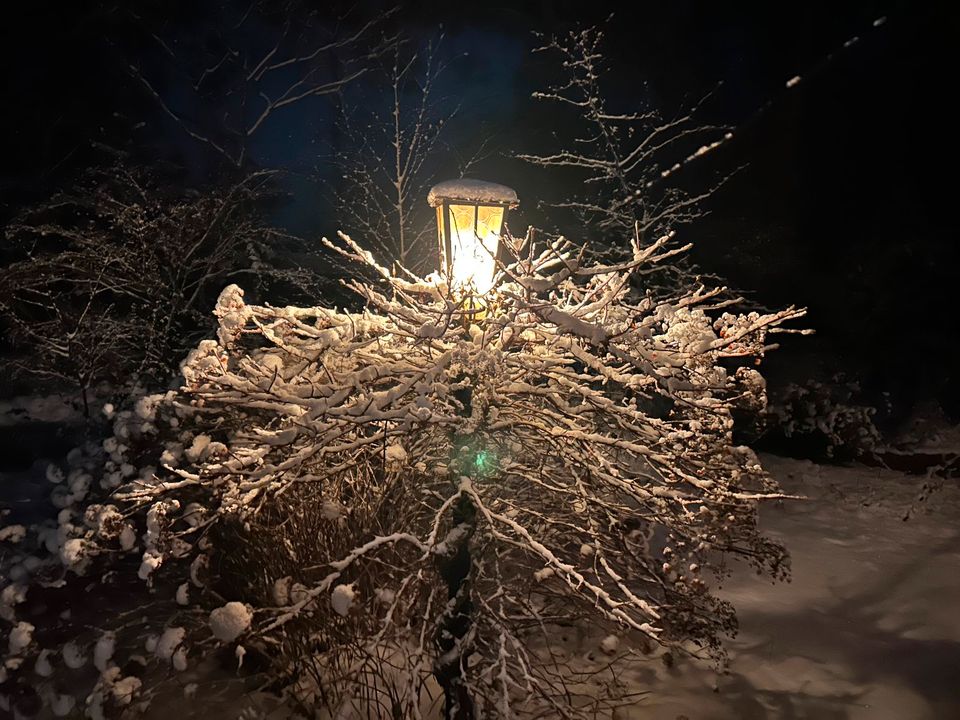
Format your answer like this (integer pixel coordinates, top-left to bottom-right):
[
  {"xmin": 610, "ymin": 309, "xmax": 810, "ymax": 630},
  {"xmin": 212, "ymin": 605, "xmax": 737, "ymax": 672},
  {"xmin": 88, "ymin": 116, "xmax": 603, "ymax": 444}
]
[{"xmin": 427, "ymin": 179, "xmax": 519, "ymax": 208}]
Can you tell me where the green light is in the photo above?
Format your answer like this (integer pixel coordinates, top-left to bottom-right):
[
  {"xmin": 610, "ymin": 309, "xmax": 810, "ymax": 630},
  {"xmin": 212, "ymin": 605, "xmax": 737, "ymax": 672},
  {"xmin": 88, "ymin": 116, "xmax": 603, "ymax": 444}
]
[
  {"xmin": 474, "ymin": 450, "xmax": 491, "ymax": 472},
  {"xmin": 453, "ymin": 440, "xmax": 499, "ymax": 478}
]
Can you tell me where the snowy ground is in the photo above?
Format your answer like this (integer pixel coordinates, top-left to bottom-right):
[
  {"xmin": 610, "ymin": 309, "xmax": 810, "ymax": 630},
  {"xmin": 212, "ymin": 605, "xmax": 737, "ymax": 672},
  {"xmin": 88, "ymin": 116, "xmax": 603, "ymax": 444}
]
[
  {"xmin": 136, "ymin": 453, "xmax": 960, "ymax": 720},
  {"xmin": 617, "ymin": 454, "xmax": 960, "ymax": 720}
]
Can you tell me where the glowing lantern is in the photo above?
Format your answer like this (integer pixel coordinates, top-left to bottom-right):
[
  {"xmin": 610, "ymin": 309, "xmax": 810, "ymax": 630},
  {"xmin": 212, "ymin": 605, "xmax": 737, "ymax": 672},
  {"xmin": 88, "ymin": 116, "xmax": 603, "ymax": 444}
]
[{"xmin": 427, "ymin": 179, "xmax": 518, "ymax": 296}]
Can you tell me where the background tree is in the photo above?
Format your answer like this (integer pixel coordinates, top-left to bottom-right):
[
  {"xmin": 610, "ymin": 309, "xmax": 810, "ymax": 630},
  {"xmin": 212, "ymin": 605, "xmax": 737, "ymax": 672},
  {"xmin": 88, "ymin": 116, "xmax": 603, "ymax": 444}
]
[
  {"xmin": 520, "ymin": 27, "xmax": 734, "ymax": 266},
  {"xmin": 0, "ymin": 162, "xmax": 316, "ymax": 410},
  {"xmin": 0, "ymin": 2, "xmax": 406, "ymax": 407},
  {"xmin": 328, "ymin": 35, "xmax": 491, "ymax": 276},
  {"xmin": 122, "ymin": 0, "xmax": 394, "ymax": 171}
]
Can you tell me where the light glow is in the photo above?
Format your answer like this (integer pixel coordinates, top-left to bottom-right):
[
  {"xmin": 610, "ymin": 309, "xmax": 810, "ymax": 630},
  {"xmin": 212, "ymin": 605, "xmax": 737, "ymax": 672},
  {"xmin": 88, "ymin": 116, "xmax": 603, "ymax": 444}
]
[
  {"xmin": 429, "ymin": 178, "xmax": 516, "ymax": 304},
  {"xmin": 442, "ymin": 203, "xmax": 504, "ymax": 295}
]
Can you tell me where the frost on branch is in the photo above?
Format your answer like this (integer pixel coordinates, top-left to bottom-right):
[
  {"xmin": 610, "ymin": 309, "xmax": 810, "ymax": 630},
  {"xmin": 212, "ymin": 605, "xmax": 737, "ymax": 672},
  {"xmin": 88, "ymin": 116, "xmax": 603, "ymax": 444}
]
[{"xmin": 0, "ymin": 228, "xmax": 804, "ymax": 718}]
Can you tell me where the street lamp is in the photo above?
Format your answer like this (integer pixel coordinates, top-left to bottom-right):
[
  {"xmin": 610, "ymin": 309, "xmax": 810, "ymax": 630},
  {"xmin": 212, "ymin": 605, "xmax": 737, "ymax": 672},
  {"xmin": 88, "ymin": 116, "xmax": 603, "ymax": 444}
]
[{"xmin": 427, "ymin": 179, "xmax": 518, "ymax": 299}]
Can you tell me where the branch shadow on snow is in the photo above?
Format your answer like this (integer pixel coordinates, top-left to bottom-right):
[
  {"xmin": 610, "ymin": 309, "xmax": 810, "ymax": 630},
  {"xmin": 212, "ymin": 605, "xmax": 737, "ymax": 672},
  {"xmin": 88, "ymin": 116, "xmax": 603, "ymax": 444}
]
[{"xmin": 707, "ymin": 532, "xmax": 960, "ymax": 719}]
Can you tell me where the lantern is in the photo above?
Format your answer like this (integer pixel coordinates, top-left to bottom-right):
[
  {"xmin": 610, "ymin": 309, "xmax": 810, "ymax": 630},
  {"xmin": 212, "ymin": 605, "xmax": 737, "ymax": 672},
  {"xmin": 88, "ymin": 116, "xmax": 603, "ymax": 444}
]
[{"xmin": 427, "ymin": 179, "xmax": 518, "ymax": 296}]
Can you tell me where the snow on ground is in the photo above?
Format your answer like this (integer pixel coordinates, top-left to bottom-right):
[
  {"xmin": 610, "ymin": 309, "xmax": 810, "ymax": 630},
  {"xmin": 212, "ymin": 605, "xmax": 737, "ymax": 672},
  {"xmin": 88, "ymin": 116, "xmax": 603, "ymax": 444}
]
[
  {"xmin": 615, "ymin": 454, "xmax": 960, "ymax": 720},
  {"xmin": 139, "ymin": 454, "xmax": 960, "ymax": 720}
]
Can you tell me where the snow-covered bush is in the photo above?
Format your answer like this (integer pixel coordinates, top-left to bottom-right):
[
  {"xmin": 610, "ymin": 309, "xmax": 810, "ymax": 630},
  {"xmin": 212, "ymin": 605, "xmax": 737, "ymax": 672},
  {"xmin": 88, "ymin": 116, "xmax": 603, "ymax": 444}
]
[
  {"xmin": 0, "ymin": 229, "xmax": 804, "ymax": 718},
  {"xmin": 766, "ymin": 376, "xmax": 882, "ymax": 459}
]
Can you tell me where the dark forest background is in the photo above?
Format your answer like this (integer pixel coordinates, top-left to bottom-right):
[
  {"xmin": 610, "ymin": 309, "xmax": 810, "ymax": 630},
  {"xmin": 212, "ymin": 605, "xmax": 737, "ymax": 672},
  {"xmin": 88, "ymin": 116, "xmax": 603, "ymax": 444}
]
[{"xmin": 1, "ymin": 0, "xmax": 955, "ymax": 424}]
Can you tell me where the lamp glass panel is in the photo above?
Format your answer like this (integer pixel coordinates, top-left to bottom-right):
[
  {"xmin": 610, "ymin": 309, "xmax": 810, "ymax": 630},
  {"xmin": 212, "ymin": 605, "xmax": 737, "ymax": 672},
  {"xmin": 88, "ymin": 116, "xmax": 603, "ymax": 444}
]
[
  {"xmin": 476, "ymin": 205, "xmax": 504, "ymax": 247},
  {"xmin": 447, "ymin": 204, "xmax": 501, "ymax": 294}
]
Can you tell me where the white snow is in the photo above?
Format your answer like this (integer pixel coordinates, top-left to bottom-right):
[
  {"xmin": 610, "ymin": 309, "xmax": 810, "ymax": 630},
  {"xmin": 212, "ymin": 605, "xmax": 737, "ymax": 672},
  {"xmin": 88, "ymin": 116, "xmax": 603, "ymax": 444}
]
[
  {"xmin": 272, "ymin": 576, "xmax": 292, "ymax": 605},
  {"xmin": 119, "ymin": 524, "xmax": 137, "ymax": 551},
  {"xmin": 8, "ymin": 621, "xmax": 34, "ymax": 654},
  {"xmin": 186, "ymin": 434, "xmax": 212, "ymax": 462},
  {"xmin": 427, "ymin": 178, "xmax": 518, "ymax": 207},
  {"xmin": 331, "ymin": 583, "xmax": 357, "ymax": 616},
  {"xmin": 209, "ymin": 602, "xmax": 253, "ymax": 642},
  {"xmin": 190, "ymin": 554, "xmax": 209, "ymax": 587},
  {"xmin": 599, "ymin": 634, "xmax": 619, "ymax": 655},
  {"xmin": 0, "ymin": 584, "xmax": 26, "ymax": 621},
  {"xmin": 581, "ymin": 454, "xmax": 960, "ymax": 719},
  {"xmin": 35, "ymin": 648, "xmax": 54, "ymax": 677},
  {"xmin": 172, "ymin": 646, "xmax": 189, "ymax": 671},
  {"xmin": 49, "ymin": 693, "xmax": 76, "ymax": 717},
  {"xmin": 416, "ymin": 322, "xmax": 447, "ymax": 339},
  {"xmin": 111, "ymin": 675, "xmax": 142, "ymax": 705},
  {"xmin": 182, "ymin": 502, "xmax": 205, "ymax": 527},
  {"xmin": 46, "ymin": 463, "xmax": 65, "ymax": 484},
  {"xmin": 375, "ymin": 587, "xmax": 396, "ymax": 605},
  {"xmin": 160, "ymin": 444, "xmax": 182, "ymax": 466},
  {"xmin": 138, "ymin": 550, "xmax": 163, "ymax": 580},
  {"xmin": 93, "ymin": 631, "xmax": 115, "ymax": 671},
  {"xmin": 214, "ymin": 284, "xmax": 250, "ymax": 347},
  {"xmin": 135, "ymin": 394, "xmax": 161, "ymax": 421},
  {"xmin": 155, "ymin": 627, "xmax": 186, "ymax": 661},
  {"xmin": 533, "ymin": 567, "xmax": 555, "ymax": 582},
  {"xmin": 0, "ymin": 394, "xmax": 83, "ymax": 426},
  {"xmin": 385, "ymin": 442, "xmax": 408, "ymax": 466},
  {"xmin": 0, "ymin": 525, "xmax": 26, "ymax": 543},
  {"xmin": 62, "ymin": 641, "xmax": 86, "ymax": 669},
  {"xmin": 786, "ymin": 75, "xmax": 802, "ymax": 88},
  {"xmin": 60, "ymin": 538, "xmax": 89, "ymax": 572}
]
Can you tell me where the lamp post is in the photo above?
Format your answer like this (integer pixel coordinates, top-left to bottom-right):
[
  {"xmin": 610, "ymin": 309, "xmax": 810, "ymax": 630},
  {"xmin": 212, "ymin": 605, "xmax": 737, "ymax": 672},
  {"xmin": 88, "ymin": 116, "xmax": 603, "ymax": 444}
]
[
  {"xmin": 427, "ymin": 178, "xmax": 518, "ymax": 318},
  {"xmin": 426, "ymin": 178, "xmax": 517, "ymax": 717}
]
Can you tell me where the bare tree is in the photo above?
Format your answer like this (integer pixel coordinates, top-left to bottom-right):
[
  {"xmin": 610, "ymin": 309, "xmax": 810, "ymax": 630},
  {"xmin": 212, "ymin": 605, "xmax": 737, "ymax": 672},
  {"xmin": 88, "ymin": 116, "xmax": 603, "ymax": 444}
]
[
  {"xmin": 1, "ymin": 227, "xmax": 807, "ymax": 718},
  {"xmin": 123, "ymin": 0, "xmax": 395, "ymax": 169},
  {"xmin": 329, "ymin": 36, "xmax": 490, "ymax": 275},
  {"xmin": 0, "ymin": 163, "xmax": 317, "ymax": 410},
  {"xmin": 520, "ymin": 27, "xmax": 735, "ymax": 253}
]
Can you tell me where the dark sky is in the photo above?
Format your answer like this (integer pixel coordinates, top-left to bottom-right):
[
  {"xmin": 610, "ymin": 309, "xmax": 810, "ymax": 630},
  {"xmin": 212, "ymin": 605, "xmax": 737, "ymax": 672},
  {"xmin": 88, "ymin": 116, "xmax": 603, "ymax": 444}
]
[{"xmin": 1, "ymin": 1, "xmax": 955, "ymax": 416}]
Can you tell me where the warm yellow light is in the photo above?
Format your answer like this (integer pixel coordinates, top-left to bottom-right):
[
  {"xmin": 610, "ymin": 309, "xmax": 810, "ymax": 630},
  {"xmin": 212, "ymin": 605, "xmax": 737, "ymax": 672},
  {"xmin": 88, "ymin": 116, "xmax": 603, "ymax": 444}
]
[
  {"xmin": 447, "ymin": 204, "xmax": 504, "ymax": 295},
  {"xmin": 428, "ymin": 178, "xmax": 518, "ymax": 300}
]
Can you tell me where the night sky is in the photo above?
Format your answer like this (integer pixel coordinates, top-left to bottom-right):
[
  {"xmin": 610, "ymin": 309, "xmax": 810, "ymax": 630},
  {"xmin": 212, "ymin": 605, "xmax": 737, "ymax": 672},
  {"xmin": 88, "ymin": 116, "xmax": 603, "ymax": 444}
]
[{"xmin": 1, "ymin": 1, "xmax": 955, "ymax": 419}]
